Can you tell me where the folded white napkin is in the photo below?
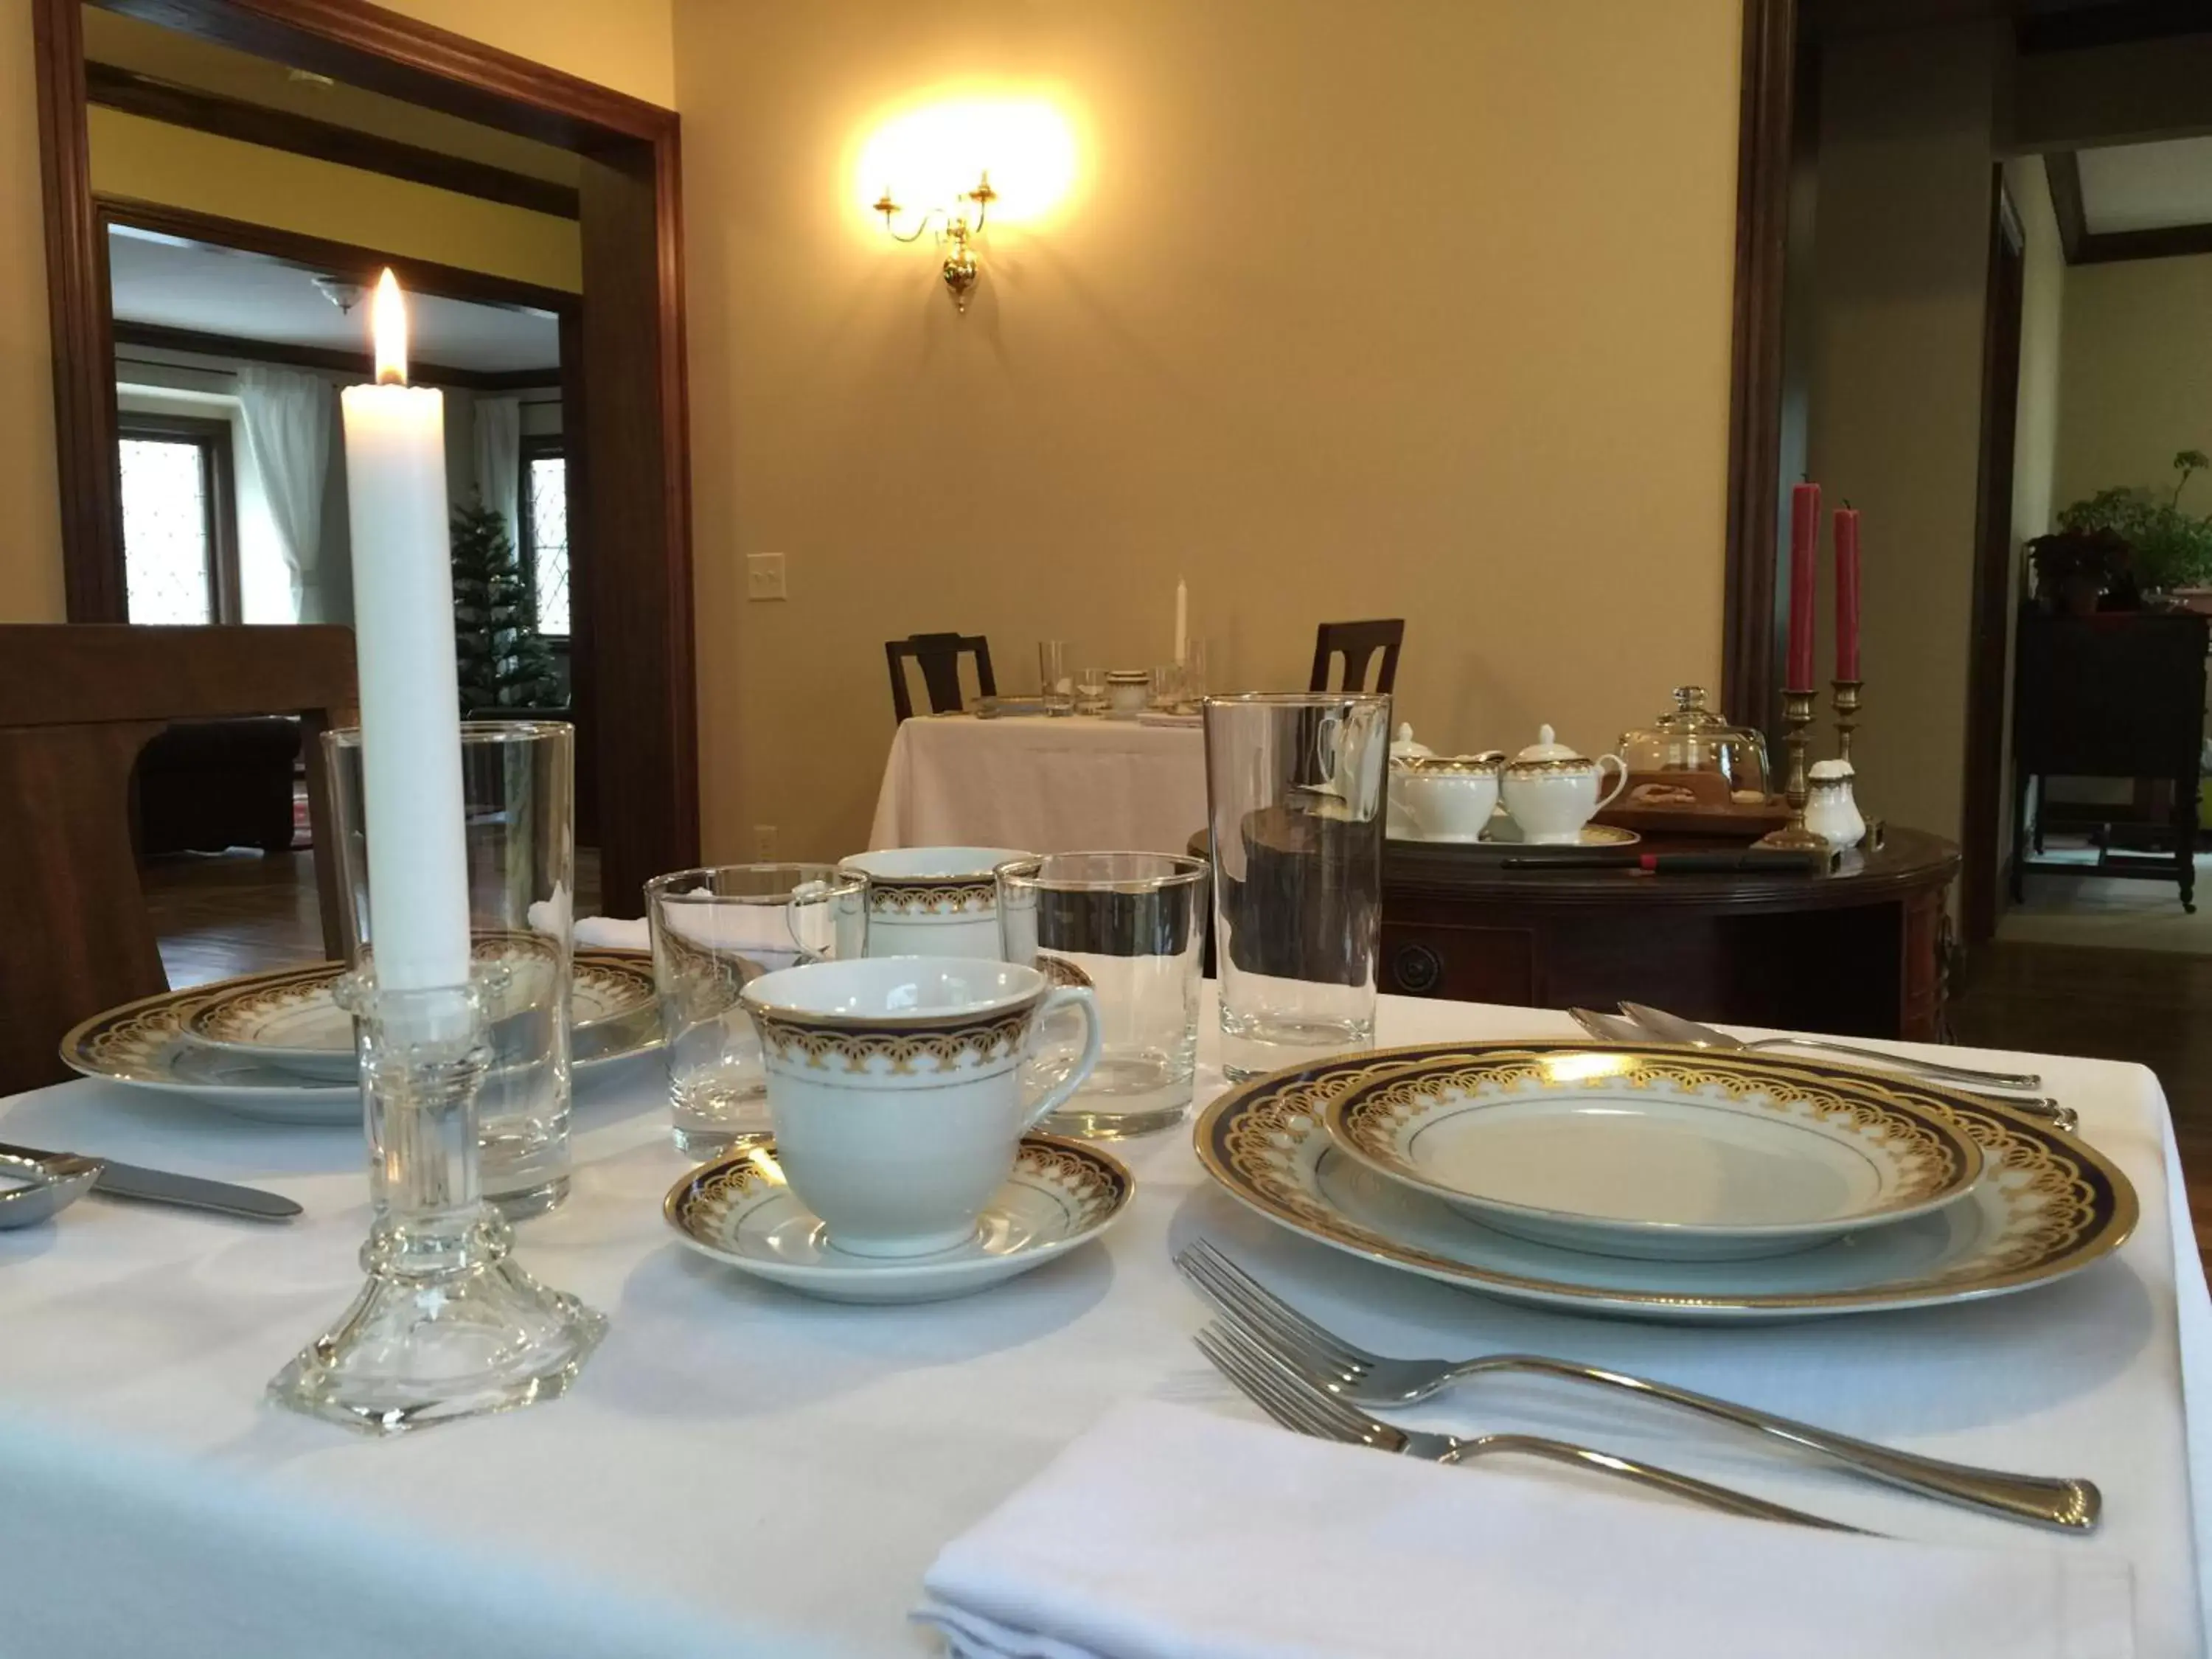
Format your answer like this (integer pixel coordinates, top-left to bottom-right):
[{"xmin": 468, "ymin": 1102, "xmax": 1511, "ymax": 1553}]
[
  {"xmin": 573, "ymin": 914, "xmax": 650, "ymax": 952},
  {"xmin": 917, "ymin": 1401, "xmax": 2133, "ymax": 1659}
]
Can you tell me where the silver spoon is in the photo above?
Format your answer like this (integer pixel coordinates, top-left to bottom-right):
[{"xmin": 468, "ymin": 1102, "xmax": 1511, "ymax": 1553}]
[
  {"xmin": 1618, "ymin": 1001, "xmax": 2044, "ymax": 1091},
  {"xmin": 0, "ymin": 1150, "xmax": 102, "ymax": 1230}
]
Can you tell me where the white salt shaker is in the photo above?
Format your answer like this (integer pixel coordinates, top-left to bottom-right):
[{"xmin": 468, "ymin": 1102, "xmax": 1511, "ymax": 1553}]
[{"xmin": 1804, "ymin": 759, "xmax": 1866, "ymax": 849}]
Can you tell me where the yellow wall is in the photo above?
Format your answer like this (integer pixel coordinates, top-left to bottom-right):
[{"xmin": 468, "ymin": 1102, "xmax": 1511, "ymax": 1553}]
[
  {"xmin": 0, "ymin": 0, "xmax": 64, "ymax": 621},
  {"xmin": 675, "ymin": 0, "xmax": 1744, "ymax": 862},
  {"xmin": 89, "ymin": 107, "xmax": 582, "ymax": 292},
  {"xmin": 2054, "ymin": 254, "xmax": 2212, "ymax": 512},
  {"xmin": 1806, "ymin": 24, "xmax": 2000, "ymax": 851}
]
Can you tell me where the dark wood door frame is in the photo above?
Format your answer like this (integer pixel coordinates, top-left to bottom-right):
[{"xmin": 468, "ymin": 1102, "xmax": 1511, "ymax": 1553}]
[
  {"xmin": 1961, "ymin": 175, "xmax": 2027, "ymax": 944},
  {"xmin": 34, "ymin": 0, "xmax": 698, "ymax": 913}
]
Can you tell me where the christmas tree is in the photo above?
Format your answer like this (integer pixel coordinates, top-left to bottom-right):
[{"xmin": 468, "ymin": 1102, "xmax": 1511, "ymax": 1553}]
[{"xmin": 451, "ymin": 497, "xmax": 563, "ymax": 713}]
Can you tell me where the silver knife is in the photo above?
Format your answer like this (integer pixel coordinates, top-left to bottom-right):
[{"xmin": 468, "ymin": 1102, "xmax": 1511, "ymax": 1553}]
[{"xmin": 0, "ymin": 1143, "xmax": 301, "ymax": 1222}]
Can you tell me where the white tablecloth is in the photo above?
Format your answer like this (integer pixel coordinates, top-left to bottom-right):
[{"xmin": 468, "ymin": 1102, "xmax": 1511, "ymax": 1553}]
[
  {"xmin": 868, "ymin": 714, "xmax": 1206, "ymax": 855},
  {"xmin": 0, "ymin": 999, "xmax": 2205, "ymax": 1658}
]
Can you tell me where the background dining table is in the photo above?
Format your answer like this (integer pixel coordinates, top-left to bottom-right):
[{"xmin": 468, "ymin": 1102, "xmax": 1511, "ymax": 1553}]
[
  {"xmin": 0, "ymin": 994, "xmax": 2205, "ymax": 1657},
  {"xmin": 867, "ymin": 712, "xmax": 1206, "ymax": 855}
]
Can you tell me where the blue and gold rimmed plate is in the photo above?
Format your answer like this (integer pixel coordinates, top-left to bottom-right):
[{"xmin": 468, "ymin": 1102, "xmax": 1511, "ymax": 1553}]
[
  {"xmin": 1196, "ymin": 1042, "xmax": 2135, "ymax": 1323},
  {"xmin": 1323, "ymin": 1050, "xmax": 1984, "ymax": 1262},
  {"xmin": 664, "ymin": 1133, "xmax": 1133, "ymax": 1304}
]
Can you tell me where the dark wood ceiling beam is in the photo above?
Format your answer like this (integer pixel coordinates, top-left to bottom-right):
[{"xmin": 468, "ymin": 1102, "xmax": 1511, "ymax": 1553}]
[
  {"xmin": 85, "ymin": 60, "xmax": 578, "ymax": 218},
  {"xmin": 112, "ymin": 318, "xmax": 558, "ymax": 391},
  {"xmin": 2073, "ymin": 221, "xmax": 2212, "ymax": 264}
]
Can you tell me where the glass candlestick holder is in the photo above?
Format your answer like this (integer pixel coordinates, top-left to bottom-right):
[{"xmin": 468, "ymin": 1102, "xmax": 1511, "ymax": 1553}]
[{"xmin": 267, "ymin": 967, "xmax": 606, "ymax": 1435}]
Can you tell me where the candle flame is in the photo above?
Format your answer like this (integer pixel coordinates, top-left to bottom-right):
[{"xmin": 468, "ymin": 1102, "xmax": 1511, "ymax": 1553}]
[{"xmin": 370, "ymin": 268, "xmax": 407, "ymax": 386}]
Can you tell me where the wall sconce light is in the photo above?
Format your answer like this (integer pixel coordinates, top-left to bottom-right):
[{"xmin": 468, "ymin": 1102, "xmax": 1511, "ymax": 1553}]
[{"xmin": 874, "ymin": 172, "xmax": 998, "ymax": 313}]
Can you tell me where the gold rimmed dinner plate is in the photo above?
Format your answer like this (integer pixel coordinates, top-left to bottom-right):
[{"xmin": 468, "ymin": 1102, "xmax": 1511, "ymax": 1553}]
[
  {"xmin": 185, "ymin": 946, "xmax": 658, "ymax": 1080},
  {"xmin": 61, "ymin": 950, "xmax": 661, "ymax": 1124},
  {"xmin": 1323, "ymin": 1050, "xmax": 1983, "ymax": 1262},
  {"xmin": 1195, "ymin": 1041, "xmax": 2136, "ymax": 1323}
]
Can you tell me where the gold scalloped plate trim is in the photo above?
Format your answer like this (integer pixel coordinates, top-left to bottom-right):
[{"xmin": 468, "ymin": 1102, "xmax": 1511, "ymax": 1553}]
[
  {"xmin": 1324, "ymin": 1053, "xmax": 1983, "ymax": 1252},
  {"xmin": 62, "ymin": 949, "xmax": 660, "ymax": 1105},
  {"xmin": 1194, "ymin": 1040, "xmax": 2138, "ymax": 1321}
]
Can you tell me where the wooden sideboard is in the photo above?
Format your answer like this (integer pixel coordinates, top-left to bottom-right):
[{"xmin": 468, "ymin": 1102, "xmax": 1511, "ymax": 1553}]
[{"xmin": 1377, "ymin": 827, "xmax": 1960, "ymax": 1040}]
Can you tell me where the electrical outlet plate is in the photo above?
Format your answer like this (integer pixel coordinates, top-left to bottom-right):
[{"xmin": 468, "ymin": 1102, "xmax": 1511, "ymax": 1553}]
[
  {"xmin": 752, "ymin": 824, "xmax": 778, "ymax": 859},
  {"xmin": 746, "ymin": 552, "xmax": 787, "ymax": 601}
]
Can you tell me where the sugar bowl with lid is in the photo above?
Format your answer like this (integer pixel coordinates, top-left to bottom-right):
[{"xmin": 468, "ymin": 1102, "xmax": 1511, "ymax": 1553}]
[
  {"xmin": 1395, "ymin": 751, "xmax": 1507, "ymax": 842},
  {"xmin": 1500, "ymin": 725, "xmax": 1629, "ymax": 845}
]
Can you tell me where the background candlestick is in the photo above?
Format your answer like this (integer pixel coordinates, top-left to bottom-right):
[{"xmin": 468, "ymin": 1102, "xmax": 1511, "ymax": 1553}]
[{"xmin": 1788, "ymin": 481, "xmax": 1820, "ymax": 689}]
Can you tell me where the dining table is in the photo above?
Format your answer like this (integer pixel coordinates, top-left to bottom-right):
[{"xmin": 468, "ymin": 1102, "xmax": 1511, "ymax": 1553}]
[
  {"xmin": 0, "ymin": 992, "xmax": 2205, "ymax": 1657},
  {"xmin": 867, "ymin": 712, "xmax": 1206, "ymax": 855}
]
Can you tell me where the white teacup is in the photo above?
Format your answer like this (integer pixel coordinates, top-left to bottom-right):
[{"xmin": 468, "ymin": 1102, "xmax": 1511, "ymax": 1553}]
[
  {"xmin": 740, "ymin": 956, "xmax": 1103, "ymax": 1257},
  {"xmin": 1501, "ymin": 752, "xmax": 1628, "ymax": 844},
  {"xmin": 839, "ymin": 847, "xmax": 1034, "ymax": 960},
  {"xmin": 1395, "ymin": 754, "xmax": 1505, "ymax": 842}
]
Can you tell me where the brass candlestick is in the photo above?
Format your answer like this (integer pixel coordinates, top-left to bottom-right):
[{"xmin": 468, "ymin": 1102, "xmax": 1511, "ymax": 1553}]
[
  {"xmin": 1832, "ymin": 678, "xmax": 1862, "ymax": 767},
  {"xmin": 1756, "ymin": 686, "xmax": 1828, "ymax": 851}
]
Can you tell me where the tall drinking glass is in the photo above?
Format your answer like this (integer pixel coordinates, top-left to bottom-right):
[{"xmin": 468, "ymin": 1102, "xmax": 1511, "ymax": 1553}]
[
  {"xmin": 1038, "ymin": 640, "xmax": 1073, "ymax": 715},
  {"xmin": 1202, "ymin": 692, "xmax": 1391, "ymax": 1079},
  {"xmin": 327, "ymin": 721, "xmax": 575, "ymax": 1217},
  {"xmin": 998, "ymin": 852, "xmax": 1208, "ymax": 1138},
  {"xmin": 645, "ymin": 863, "xmax": 869, "ymax": 1158}
]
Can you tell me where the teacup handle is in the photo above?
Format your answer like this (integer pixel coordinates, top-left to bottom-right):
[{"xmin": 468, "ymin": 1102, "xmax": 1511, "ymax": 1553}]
[
  {"xmin": 1594, "ymin": 754, "xmax": 1630, "ymax": 811},
  {"xmin": 1021, "ymin": 987, "xmax": 1105, "ymax": 1128}
]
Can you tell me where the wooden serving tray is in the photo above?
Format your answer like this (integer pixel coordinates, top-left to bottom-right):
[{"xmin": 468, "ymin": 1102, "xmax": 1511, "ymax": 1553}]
[{"xmin": 1596, "ymin": 771, "xmax": 1791, "ymax": 839}]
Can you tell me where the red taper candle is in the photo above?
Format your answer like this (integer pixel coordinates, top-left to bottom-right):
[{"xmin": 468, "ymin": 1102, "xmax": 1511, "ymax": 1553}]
[
  {"xmin": 1834, "ymin": 502, "xmax": 1862, "ymax": 682},
  {"xmin": 1787, "ymin": 481, "xmax": 1820, "ymax": 689}
]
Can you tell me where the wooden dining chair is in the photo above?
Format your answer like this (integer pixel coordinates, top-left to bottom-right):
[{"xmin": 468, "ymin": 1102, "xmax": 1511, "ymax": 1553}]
[
  {"xmin": 1310, "ymin": 619, "xmax": 1405, "ymax": 695},
  {"xmin": 885, "ymin": 632, "xmax": 997, "ymax": 722},
  {"xmin": 0, "ymin": 625, "xmax": 357, "ymax": 1095}
]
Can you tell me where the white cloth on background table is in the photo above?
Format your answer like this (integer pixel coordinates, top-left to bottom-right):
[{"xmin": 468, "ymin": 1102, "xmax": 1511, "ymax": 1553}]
[
  {"xmin": 917, "ymin": 1399, "xmax": 2135, "ymax": 1659},
  {"xmin": 0, "ymin": 997, "xmax": 2201, "ymax": 1657},
  {"xmin": 869, "ymin": 714, "xmax": 1207, "ymax": 855},
  {"xmin": 576, "ymin": 914, "xmax": 650, "ymax": 951}
]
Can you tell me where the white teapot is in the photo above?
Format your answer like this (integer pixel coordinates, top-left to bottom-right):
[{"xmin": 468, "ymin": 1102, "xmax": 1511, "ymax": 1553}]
[{"xmin": 1501, "ymin": 725, "xmax": 1628, "ymax": 845}]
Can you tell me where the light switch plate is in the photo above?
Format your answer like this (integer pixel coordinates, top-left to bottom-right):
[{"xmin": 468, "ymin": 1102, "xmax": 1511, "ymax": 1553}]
[{"xmin": 747, "ymin": 552, "xmax": 787, "ymax": 601}]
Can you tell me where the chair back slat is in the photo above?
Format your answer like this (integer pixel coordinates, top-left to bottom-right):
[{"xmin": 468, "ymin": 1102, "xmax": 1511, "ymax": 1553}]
[
  {"xmin": 1309, "ymin": 619, "xmax": 1405, "ymax": 695},
  {"xmin": 885, "ymin": 632, "xmax": 995, "ymax": 721}
]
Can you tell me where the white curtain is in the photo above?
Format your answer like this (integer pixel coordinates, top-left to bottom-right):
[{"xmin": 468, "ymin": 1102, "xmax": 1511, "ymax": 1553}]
[
  {"xmin": 235, "ymin": 365, "xmax": 332, "ymax": 619},
  {"xmin": 473, "ymin": 396, "xmax": 522, "ymax": 550}
]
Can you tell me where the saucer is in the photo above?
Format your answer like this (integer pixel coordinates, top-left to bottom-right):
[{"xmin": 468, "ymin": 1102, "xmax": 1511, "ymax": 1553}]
[{"xmin": 664, "ymin": 1134, "xmax": 1133, "ymax": 1303}]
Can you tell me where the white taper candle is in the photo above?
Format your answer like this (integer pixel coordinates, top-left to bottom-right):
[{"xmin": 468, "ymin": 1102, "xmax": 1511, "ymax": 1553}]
[
  {"xmin": 1175, "ymin": 576, "xmax": 1188, "ymax": 667},
  {"xmin": 339, "ymin": 271, "xmax": 471, "ymax": 991}
]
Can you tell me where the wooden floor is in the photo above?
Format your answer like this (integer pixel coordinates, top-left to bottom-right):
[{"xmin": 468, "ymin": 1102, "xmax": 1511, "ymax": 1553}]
[
  {"xmin": 141, "ymin": 847, "xmax": 604, "ymax": 987},
  {"xmin": 141, "ymin": 852, "xmax": 2209, "ymax": 1251}
]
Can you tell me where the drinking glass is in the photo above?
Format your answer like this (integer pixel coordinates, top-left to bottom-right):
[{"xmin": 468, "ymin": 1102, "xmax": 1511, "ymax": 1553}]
[
  {"xmin": 327, "ymin": 722, "xmax": 576, "ymax": 1217},
  {"xmin": 998, "ymin": 852, "xmax": 1209, "ymax": 1138},
  {"xmin": 1182, "ymin": 638, "xmax": 1209, "ymax": 702},
  {"xmin": 1202, "ymin": 692, "xmax": 1391, "ymax": 1079},
  {"xmin": 645, "ymin": 863, "xmax": 869, "ymax": 1158},
  {"xmin": 1150, "ymin": 664, "xmax": 1183, "ymax": 711},
  {"xmin": 1038, "ymin": 640, "xmax": 1074, "ymax": 715},
  {"xmin": 1074, "ymin": 667, "xmax": 1109, "ymax": 715}
]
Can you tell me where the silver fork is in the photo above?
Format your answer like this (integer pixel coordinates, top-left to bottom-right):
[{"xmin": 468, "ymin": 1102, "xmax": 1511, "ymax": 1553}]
[
  {"xmin": 1568, "ymin": 1008, "xmax": 2079, "ymax": 1134},
  {"xmin": 1178, "ymin": 1240, "xmax": 2100, "ymax": 1533},
  {"xmin": 1194, "ymin": 1318, "xmax": 1865, "ymax": 1532}
]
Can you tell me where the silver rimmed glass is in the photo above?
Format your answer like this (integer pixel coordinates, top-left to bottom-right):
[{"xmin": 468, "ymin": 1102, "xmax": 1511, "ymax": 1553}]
[
  {"xmin": 997, "ymin": 852, "xmax": 1208, "ymax": 1138},
  {"xmin": 1202, "ymin": 692, "xmax": 1391, "ymax": 1079},
  {"xmin": 327, "ymin": 720, "xmax": 574, "ymax": 1218},
  {"xmin": 645, "ymin": 863, "xmax": 869, "ymax": 1159},
  {"xmin": 1074, "ymin": 667, "xmax": 1108, "ymax": 715}
]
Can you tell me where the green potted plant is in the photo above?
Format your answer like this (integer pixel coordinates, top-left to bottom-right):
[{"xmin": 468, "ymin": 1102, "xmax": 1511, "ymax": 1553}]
[
  {"xmin": 2053, "ymin": 448, "xmax": 2212, "ymax": 599},
  {"xmin": 2027, "ymin": 526, "xmax": 2132, "ymax": 617}
]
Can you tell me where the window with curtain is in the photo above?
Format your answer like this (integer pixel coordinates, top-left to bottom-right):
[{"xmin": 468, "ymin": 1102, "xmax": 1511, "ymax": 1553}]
[
  {"xmin": 117, "ymin": 414, "xmax": 239, "ymax": 625},
  {"xmin": 521, "ymin": 437, "xmax": 570, "ymax": 638}
]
